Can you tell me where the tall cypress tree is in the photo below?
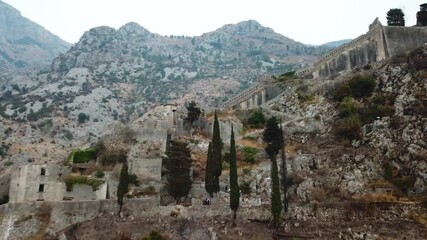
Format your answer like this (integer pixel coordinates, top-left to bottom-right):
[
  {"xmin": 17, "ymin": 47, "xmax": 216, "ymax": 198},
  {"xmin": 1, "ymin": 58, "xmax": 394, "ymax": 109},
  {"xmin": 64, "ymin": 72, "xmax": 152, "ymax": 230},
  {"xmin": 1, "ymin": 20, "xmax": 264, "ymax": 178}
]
[
  {"xmin": 270, "ymin": 155, "xmax": 282, "ymax": 229},
  {"xmin": 211, "ymin": 111, "xmax": 222, "ymax": 192},
  {"xmin": 279, "ymin": 119, "xmax": 288, "ymax": 213},
  {"xmin": 263, "ymin": 117, "xmax": 283, "ymax": 229},
  {"xmin": 117, "ymin": 162, "xmax": 129, "ymax": 215},
  {"xmin": 205, "ymin": 142, "xmax": 215, "ymax": 197},
  {"xmin": 229, "ymin": 126, "xmax": 240, "ymax": 226},
  {"xmin": 164, "ymin": 140, "xmax": 192, "ymax": 203}
]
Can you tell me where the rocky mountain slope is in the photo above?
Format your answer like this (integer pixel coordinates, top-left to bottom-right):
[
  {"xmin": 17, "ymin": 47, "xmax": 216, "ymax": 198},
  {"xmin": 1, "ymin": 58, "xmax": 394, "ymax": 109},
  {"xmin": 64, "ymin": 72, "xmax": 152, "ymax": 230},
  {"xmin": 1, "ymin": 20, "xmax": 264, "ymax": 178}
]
[
  {"xmin": 0, "ymin": 1, "xmax": 71, "ymax": 72},
  {"xmin": 1, "ymin": 47, "xmax": 426, "ymax": 240},
  {"xmin": 0, "ymin": 17, "xmax": 333, "ymax": 167}
]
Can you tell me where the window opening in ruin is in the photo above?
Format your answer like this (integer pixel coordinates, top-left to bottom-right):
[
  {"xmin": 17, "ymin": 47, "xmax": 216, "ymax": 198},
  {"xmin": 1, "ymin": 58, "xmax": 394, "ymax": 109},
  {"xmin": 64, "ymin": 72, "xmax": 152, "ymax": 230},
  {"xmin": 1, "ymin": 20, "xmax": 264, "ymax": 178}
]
[
  {"xmin": 38, "ymin": 184, "xmax": 45, "ymax": 192},
  {"xmin": 41, "ymin": 168, "xmax": 46, "ymax": 176}
]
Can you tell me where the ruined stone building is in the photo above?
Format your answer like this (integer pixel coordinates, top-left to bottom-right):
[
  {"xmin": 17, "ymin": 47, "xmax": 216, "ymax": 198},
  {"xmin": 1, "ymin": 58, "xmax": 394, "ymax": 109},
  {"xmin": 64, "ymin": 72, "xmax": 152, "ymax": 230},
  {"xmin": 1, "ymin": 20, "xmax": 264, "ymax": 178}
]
[{"xmin": 8, "ymin": 164, "xmax": 107, "ymax": 202}]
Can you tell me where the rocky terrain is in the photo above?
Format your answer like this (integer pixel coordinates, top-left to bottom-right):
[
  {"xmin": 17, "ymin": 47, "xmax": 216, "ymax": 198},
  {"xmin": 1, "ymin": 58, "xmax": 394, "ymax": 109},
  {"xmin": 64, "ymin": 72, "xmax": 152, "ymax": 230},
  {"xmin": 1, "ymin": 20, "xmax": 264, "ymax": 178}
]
[
  {"xmin": 0, "ymin": 1, "xmax": 70, "ymax": 72},
  {"xmin": 0, "ymin": 14, "xmax": 332, "ymax": 169},
  {"xmin": 0, "ymin": 2, "xmax": 426, "ymax": 239},
  {"xmin": 47, "ymin": 46, "xmax": 427, "ymax": 240}
]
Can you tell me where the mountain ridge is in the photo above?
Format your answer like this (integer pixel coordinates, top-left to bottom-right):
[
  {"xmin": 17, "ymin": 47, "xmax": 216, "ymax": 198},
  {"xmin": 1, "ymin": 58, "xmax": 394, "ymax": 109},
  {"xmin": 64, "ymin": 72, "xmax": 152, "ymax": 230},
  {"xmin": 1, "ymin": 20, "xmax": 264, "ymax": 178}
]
[{"xmin": 0, "ymin": 0, "xmax": 71, "ymax": 72}]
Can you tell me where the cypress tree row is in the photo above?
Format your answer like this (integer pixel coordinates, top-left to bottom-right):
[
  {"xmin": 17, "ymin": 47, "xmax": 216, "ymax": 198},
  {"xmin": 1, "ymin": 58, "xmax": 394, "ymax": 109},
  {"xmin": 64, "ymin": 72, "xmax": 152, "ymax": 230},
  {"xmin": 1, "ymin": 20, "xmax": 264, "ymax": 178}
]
[
  {"xmin": 205, "ymin": 142, "xmax": 215, "ymax": 197},
  {"xmin": 229, "ymin": 125, "xmax": 240, "ymax": 226},
  {"xmin": 211, "ymin": 111, "xmax": 222, "ymax": 193}
]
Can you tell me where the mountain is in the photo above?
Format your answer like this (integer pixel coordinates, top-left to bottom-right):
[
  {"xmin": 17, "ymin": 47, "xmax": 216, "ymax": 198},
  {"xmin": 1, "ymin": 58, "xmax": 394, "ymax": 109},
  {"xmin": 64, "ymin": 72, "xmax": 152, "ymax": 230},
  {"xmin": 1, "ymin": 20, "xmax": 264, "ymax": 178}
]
[
  {"xmin": 0, "ymin": 20, "xmax": 331, "ymax": 165},
  {"xmin": 49, "ymin": 20, "xmax": 330, "ymax": 105},
  {"xmin": 320, "ymin": 39, "xmax": 352, "ymax": 48},
  {"xmin": 0, "ymin": 0, "xmax": 71, "ymax": 72}
]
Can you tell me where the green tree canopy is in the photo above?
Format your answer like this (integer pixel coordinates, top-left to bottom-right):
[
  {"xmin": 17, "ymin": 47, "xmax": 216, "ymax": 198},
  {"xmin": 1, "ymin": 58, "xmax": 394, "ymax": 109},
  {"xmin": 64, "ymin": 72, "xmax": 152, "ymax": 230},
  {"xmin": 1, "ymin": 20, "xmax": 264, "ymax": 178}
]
[
  {"xmin": 163, "ymin": 140, "xmax": 192, "ymax": 202},
  {"xmin": 387, "ymin": 8, "xmax": 405, "ymax": 26},
  {"xmin": 247, "ymin": 108, "xmax": 265, "ymax": 128},
  {"xmin": 185, "ymin": 101, "xmax": 201, "ymax": 128},
  {"xmin": 262, "ymin": 117, "xmax": 283, "ymax": 229},
  {"xmin": 262, "ymin": 117, "xmax": 283, "ymax": 158},
  {"xmin": 78, "ymin": 112, "xmax": 90, "ymax": 124},
  {"xmin": 417, "ymin": 3, "xmax": 427, "ymax": 26}
]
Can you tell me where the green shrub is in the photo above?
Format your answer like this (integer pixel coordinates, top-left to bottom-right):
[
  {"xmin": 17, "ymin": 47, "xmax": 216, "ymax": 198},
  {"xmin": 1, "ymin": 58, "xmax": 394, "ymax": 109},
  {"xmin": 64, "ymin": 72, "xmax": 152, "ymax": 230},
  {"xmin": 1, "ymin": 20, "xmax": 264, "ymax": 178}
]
[
  {"xmin": 78, "ymin": 112, "xmax": 90, "ymax": 124},
  {"xmin": 94, "ymin": 170, "xmax": 105, "ymax": 178},
  {"xmin": 338, "ymin": 98, "xmax": 359, "ymax": 118},
  {"xmin": 242, "ymin": 146, "xmax": 258, "ymax": 164},
  {"xmin": 37, "ymin": 119, "xmax": 53, "ymax": 133},
  {"xmin": 276, "ymin": 71, "xmax": 296, "ymax": 82},
  {"xmin": 128, "ymin": 173, "xmax": 139, "ymax": 185},
  {"xmin": 64, "ymin": 176, "xmax": 104, "ymax": 191},
  {"xmin": 62, "ymin": 129, "xmax": 73, "ymax": 140},
  {"xmin": 64, "ymin": 176, "xmax": 88, "ymax": 191},
  {"xmin": 239, "ymin": 182, "xmax": 252, "ymax": 194},
  {"xmin": 296, "ymin": 84, "xmax": 314, "ymax": 102},
  {"xmin": 247, "ymin": 109, "xmax": 265, "ymax": 128},
  {"xmin": 331, "ymin": 75, "xmax": 376, "ymax": 101},
  {"xmin": 142, "ymin": 230, "xmax": 165, "ymax": 240},
  {"xmin": 236, "ymin": 109, "xmax": 265, "ymax": 129},
  {"xmin": 334, "ymin": 115, "xmax": 362, "ymax": 140},
  {"xmin": 4, "ymin": 161, "xmax": 13, "ymax": 166},
  {"xmin": 18, "ymin": 106, "xmax": 27, "ymax": 113},
  {"xmin": 86, "ymin": 178, "xmax": 104, "ymax": 190},
  {"xmin": 72, "ymin": 148, "xmax": 97, "ymax": 163},
  {"xmin": 359, "ymin": 103, "xmax": 394, "ymax": 124},
  {"xmin": 348, "ymin": 75, "xmax": 376, "ymax": 99},
  {"xmin": 0, "ymin": 144, "xmax": 9, "ymax": 157}
]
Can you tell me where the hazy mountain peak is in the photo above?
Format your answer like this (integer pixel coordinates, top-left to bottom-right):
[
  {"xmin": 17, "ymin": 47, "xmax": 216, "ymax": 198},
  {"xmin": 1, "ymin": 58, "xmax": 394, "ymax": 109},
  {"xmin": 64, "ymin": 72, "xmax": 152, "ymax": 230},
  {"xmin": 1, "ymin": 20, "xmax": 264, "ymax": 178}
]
[
  {"xmin": 0, "ymin": 0, "xmax": 70, "ymax": 71},
  {"xmin": 218, "ymin": 19, "xmax": 274, "ymax": 34}
]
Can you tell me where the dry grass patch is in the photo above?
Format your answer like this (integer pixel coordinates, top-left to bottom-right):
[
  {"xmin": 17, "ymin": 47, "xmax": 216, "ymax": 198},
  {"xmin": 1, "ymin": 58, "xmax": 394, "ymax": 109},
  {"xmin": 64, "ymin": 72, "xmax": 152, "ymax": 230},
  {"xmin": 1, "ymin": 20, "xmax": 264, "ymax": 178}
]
[
  {"xmin": 353, "ymin": 193, "xmax": 398, "ymax": 203},
  {"xmin": 237, "ymin": 138, "xmax": 263, "ymax": 149},
  {"xmin": 411, "ymin": 214, "xmax": 427, "ymax": 228}
]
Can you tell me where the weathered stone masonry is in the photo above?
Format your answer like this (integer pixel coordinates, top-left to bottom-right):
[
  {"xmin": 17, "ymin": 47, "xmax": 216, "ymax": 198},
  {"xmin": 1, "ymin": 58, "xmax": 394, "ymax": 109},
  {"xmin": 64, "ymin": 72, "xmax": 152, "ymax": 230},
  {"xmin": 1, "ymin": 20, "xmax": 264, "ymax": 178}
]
[{"xmin": 296, "ymin": 18, "xmax": 427, "ymax": 79}]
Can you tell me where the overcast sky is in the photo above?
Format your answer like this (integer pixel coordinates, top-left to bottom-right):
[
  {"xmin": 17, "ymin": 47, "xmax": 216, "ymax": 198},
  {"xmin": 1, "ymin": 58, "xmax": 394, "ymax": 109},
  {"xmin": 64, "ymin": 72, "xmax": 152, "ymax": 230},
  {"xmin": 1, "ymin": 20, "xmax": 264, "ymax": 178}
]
[{"xmin": 3, "ymin": 0, "xmax": 424, "ymax": 45}]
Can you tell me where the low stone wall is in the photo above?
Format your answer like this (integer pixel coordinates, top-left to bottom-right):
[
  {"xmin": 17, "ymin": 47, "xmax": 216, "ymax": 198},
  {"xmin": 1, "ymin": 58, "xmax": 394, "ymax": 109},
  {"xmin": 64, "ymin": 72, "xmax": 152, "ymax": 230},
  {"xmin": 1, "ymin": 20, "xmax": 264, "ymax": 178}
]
[{"xmin": 0, "ymin": 198, "xmax": 423, "ymax": 238}]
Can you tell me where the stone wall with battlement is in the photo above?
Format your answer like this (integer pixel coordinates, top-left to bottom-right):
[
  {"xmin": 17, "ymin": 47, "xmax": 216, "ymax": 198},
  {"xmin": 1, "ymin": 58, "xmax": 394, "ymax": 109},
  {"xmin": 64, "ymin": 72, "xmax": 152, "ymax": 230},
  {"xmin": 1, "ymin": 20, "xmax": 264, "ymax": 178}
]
[
  {"xmin": 296, "ymin": 18, "xmax": 427, "ymax": 79},
  {"xmin": 220, "ymin": 75, "xmax": 274, "ymax": 109}
]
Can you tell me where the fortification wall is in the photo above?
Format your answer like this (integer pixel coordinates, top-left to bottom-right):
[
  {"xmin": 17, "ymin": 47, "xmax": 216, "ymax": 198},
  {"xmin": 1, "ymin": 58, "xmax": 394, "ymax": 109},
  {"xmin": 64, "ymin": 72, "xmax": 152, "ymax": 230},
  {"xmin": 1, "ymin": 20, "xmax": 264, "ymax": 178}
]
[
  {"xmin": 384, "ymin": 26, "xmax": 427, "ymax": 57},
  {"xmin": 297, "ymin": 20, "xmax": 427, "ymax": 79},
  {"xmin": 129, "ymin": 158, "xmax": 162, "ymax": 183},
  {"xmin": 220, "ymin": 75, "xmax": 273, "ymax": 108},
  {"xmin": 308, "ymin": 18, "xmax": 385, "ymax": 79},
  {"xmin": 0, "ymin": 200, "xmax": 423, "ymax": 239}
]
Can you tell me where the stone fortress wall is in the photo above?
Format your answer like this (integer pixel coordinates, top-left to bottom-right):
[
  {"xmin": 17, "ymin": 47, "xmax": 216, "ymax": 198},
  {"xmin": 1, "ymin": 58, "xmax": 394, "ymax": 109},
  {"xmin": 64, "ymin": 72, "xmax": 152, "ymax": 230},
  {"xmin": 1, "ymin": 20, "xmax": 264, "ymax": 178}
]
[
  {"xmin": 222, "ymin": 18, "xmax": 427, "ymax": 110},
  {"xmin": 0, "ymin": 199, "xmax": 423, "ymax": 239},
  {"xmin": 296, "ymin": 18, "xmax": 427, "ymax": 79},
  {"xmin": 220, "ymin": 75, "xmax": 287, "ymax": 110}
]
